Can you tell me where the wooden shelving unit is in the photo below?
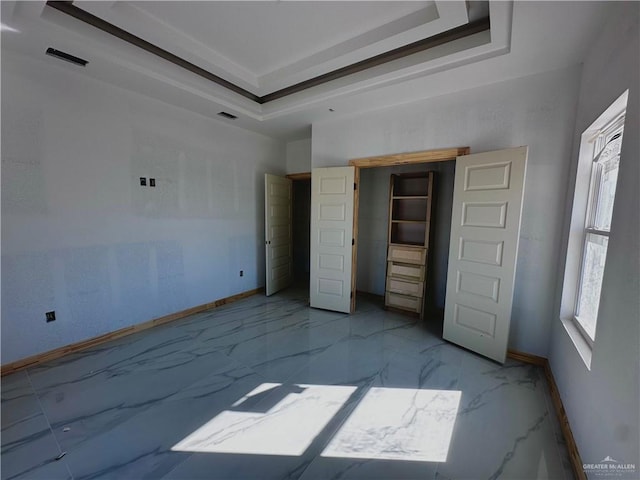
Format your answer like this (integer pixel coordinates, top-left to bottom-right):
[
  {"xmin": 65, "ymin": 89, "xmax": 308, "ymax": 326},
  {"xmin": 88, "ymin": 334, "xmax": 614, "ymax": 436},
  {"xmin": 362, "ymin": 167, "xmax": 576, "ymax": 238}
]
[{"xmin": 384, "ymin": 172, "xmax": 435, "ymax": 319}]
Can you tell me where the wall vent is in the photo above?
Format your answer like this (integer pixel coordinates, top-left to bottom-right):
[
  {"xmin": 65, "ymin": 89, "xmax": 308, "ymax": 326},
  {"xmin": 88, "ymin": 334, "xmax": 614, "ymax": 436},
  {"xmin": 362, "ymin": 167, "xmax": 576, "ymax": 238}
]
[
  {"xmin": 46, "ymin": 47, "xmax": 89, "ymax": 67},
  {"xmin": 217, "ymin": 111, "xmax": 238, "ymax": 120}
]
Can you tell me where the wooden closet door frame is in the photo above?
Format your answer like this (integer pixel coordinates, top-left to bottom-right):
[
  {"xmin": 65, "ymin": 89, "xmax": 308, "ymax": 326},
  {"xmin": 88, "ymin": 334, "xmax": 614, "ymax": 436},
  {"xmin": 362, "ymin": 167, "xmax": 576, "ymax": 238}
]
[{"xmin": 347, "ymin": 147, "xmax": 470, "ymax": 312}]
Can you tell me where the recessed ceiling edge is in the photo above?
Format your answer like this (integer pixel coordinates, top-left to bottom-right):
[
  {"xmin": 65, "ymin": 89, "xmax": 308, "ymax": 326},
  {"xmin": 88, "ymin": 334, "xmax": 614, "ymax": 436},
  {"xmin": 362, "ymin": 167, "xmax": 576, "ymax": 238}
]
[{"xmin": 45, "ymin": 1, "xmax": 490, "ymax": 105}]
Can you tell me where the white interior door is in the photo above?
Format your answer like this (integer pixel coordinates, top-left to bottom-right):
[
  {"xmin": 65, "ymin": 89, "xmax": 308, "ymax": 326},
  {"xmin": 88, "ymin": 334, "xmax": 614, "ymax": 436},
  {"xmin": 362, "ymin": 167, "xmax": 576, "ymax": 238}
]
[
  {"xmin": 443, "ymin": 147, "xmax": 528, "ymax": 363},
  {"xmin": 310, "ymin": 166, "xmax": 355, "ymax": 313},
  {"xmin": 264, "ymin": 174, "xmax": 292, "ymax": 296}
]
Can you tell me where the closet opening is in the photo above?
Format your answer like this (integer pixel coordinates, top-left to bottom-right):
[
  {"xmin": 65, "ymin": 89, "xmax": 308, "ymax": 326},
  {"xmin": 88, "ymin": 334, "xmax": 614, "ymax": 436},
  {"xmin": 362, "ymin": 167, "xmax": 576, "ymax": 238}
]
[
  {"xmin": 282, "ymin": 147, "xmax": 467, "ymax": 324},
  {"xmin": 346, "ymin": 147, "xmax": 469, "ymax": 326},
  {"xmin": 354, "ymin": 160, "xmax": 456, "ymax": 330}
]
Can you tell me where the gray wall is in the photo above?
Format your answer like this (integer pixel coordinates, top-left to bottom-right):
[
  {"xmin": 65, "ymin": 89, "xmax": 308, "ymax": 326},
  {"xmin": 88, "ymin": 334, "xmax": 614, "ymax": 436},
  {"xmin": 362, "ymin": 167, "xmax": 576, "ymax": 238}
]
[
  {"xmin": 1, "ymin": 51, "xmax": 285, "ymax": 364},
  {"xmin": 286, "ymin": 138, "xmax": 311, "ymax": 174},
  {"xmin": 550, "ymin": 3, "xmax": 639, "ymax": 469},
  {"xmin": 356, "ymin": 161, "xmax": 455, "ymax": 313},
  {"xmin": 312, "ymin": 66, "xmax": 581, "ymax": 356}
]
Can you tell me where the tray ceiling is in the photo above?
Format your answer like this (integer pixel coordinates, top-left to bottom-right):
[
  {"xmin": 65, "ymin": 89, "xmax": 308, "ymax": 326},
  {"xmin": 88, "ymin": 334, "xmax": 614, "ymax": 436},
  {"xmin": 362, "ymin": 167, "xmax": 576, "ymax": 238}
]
[{"xmin": 0, "ymin": 1, "xmax": 612, "ymax": 139}]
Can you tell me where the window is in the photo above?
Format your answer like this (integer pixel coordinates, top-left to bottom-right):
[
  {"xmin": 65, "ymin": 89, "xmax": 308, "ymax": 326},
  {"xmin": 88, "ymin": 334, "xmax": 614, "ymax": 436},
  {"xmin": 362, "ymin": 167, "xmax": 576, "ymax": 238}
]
[
  {"xmin": 560, "ymin": 90, "xmax": 629, "ymax": 369},
  {"xmin": 574, "ymin": 118, "xmax": 624, "ymax": 345},
  {"xmin": 560, "ymin": 90, "xmax": 628, "ymax": 367}
]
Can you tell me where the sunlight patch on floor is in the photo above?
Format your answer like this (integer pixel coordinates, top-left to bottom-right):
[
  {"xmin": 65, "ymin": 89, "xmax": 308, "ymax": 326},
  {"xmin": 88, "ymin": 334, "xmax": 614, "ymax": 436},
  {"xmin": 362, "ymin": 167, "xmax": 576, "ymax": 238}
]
[
  {"xmin": 172, "ymin": 383, "xmax": 356, "ymax": 456},
  {"xmin": 321, "ymin": 387, "xmax": 461, "ymax": 462},
  {"xmin": 173, "ymin": 383, "xmax": 460, "ymax": 462}
]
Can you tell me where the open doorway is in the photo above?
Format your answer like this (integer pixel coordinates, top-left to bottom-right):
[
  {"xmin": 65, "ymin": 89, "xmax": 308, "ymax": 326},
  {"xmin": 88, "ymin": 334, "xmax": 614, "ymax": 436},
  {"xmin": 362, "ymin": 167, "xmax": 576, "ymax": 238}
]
[{"xmin": 291, "ymin": 177, "xmax": 311, "ymax": 285}]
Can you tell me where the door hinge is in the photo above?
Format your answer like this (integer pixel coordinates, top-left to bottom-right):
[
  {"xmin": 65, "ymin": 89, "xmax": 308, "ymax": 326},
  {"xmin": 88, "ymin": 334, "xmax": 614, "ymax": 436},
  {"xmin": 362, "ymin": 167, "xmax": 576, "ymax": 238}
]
[
  {"xmin": 354, "ymin": 183, "xmax": 357, "ymax": 190},
  {"xmin": 350, "ymin": 291, "xmax": 354, "ymax": 298},
  {"xmin": 352, "ymin": 238, "xmax": 355, "ymax": 246}
]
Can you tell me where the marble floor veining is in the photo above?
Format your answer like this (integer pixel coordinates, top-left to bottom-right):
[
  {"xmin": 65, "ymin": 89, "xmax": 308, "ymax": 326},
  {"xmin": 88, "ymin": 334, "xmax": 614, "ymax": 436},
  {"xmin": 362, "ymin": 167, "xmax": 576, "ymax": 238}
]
[{"xmin": 1, "ymin": 287, "xmax": 574, "ymax": 479}]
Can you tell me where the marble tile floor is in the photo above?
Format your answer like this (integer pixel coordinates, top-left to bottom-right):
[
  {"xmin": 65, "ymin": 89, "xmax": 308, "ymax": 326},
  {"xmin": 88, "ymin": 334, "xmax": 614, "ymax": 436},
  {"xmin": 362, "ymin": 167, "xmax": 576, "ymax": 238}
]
[{"xmin": 1, "ymin": 287, "xmax": 574, "ymax": 480}]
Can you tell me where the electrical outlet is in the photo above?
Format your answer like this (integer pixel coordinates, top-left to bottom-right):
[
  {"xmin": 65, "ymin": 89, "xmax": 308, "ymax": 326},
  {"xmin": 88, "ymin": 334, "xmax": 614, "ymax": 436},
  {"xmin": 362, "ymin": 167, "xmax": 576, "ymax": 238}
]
[
  {"xmin": 239, "ymin": 270, "xmax": 244, "ymax": 277},
  {"xmin": 46, "ymin": 311, "xmax": 56, "ymax": 322}
]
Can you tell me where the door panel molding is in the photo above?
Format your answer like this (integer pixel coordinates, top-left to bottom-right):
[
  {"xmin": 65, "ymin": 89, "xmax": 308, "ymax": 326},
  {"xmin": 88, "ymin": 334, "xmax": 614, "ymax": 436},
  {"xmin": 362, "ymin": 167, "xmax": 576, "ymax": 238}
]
[
  {"xmin": 265, "ymin": 174, "xmax": 292, "ymax": 296},
  {"xmin": 310, "ymin": 166, "xmax": 355, "ymax": 313},
  {"xmin": 443, "ymin": 146, "xmax": 528, "ymax": 363}
]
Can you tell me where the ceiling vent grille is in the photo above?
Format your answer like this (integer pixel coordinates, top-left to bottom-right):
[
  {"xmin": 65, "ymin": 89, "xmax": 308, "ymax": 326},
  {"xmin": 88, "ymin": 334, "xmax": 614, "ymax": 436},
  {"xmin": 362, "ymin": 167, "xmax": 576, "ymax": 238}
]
[
  {"xmin": 217, "ymin": 111, "xmax": 238, "ymax": 120},
  {"xmin": 46, "ymin": 47, "xmax": 89, "ymax": 67}
]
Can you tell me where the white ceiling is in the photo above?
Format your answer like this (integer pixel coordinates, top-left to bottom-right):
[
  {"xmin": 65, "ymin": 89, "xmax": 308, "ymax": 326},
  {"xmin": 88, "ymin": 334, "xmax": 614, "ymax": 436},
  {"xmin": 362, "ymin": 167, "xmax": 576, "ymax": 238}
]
[
  {"xmin": 1, "ymin": 1, "xmax": 612, "ymax": 141},
  {"xmin": 132, "ymin": 1, "xmax": 432, "ymax": 77},
  {"xmin": 72, "ymin": 0, "xmax": 454, "ymax": 95}
]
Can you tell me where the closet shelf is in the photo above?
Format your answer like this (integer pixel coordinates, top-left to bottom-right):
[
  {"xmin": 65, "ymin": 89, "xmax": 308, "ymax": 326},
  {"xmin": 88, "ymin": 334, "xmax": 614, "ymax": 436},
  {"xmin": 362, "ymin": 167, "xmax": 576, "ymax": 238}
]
[
  {"xmin": 385, "ymin": 172, "xmax": 435, "ymax": 320},
  {"xmin": 389, "ymin": 241, "xmax": 425, "ymax": 247}
]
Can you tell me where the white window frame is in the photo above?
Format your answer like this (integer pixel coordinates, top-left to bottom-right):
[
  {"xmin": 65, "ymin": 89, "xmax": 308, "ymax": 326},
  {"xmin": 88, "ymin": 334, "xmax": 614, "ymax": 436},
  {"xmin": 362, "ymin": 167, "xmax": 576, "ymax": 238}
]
[
  {"xmin": 573, "ymin": 118, "xmax": 624, "ymax": 348},
  {"xmin": 559, "ymin": 90, "xmax": 628, "ymax": 369}
]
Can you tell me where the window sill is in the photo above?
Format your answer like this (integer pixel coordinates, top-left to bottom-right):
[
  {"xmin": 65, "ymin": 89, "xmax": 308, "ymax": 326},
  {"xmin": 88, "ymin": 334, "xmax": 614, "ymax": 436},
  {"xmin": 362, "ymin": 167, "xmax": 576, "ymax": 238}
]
[{"xmin": 560, "ymin": 317, "xmax": 593, "ymax": 370}]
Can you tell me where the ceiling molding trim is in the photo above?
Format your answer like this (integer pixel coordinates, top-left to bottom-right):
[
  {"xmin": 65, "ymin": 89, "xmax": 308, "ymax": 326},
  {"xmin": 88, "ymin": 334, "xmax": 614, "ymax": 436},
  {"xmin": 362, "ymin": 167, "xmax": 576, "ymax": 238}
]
[
  {"xmin": 260, "ymin": 18, "xmax": 489, "ymax": 103},
  {"xmin": 45, "ymin": 0, "xmax": 261, "ymax": 103},
  {"xmin": 45, "ymin": 1, "xmax": 489, "ymax": 106}
]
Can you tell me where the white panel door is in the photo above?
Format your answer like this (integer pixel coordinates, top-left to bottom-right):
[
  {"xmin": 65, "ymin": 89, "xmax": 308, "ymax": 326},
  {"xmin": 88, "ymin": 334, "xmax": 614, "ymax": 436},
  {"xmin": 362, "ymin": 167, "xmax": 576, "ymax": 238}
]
[
  {"xmin": 265, "ymin": 174, "xmax": 292, "ymax": 296},
  {"xmin": 443, "ymin": 147, "xmax": 528, "ymax": 363},
  {"xmin": 310, "ymin": 166, "xmax": 355, "ymax": 313}
]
